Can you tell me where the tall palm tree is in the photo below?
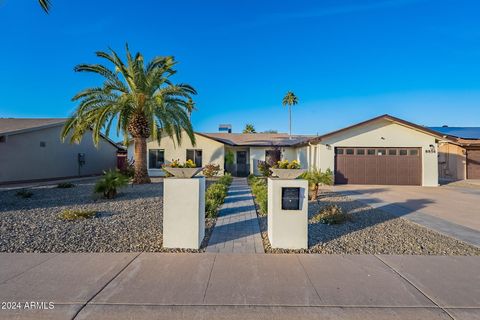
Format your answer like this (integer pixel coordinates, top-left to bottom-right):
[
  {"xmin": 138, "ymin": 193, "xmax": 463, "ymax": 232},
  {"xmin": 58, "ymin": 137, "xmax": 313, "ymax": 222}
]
[
  {"xmin": 62, "ymin": 44, "xmax": 197, "ymax": 184},
  {"xmin": 282, "ymin": 91, "xmax": 298, "ymax": 137},
  {"xmin": 243, "ymin": 124, "xmax": 256, "ymax": 134},
  {"xmin": 39, "ymin": 0, "xmax": 51, "ymax": 13}
]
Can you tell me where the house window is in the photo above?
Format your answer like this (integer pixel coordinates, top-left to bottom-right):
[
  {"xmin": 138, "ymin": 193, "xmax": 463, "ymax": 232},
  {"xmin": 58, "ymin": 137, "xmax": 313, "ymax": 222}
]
[
  {"xmin": 148, "ymin": 149, "xmax": 165, "ymax": 169},
  {"xmin": 346, "ymin": 149, "xmax": 354, "ymax": 155},
  {"xmin": 187, "ymin": 149, "xmax": 203, "ymax": 167},
  {"xmin": 356, "ymin": 149, "xmax": 365, "ymax": 155},
  {"xmin": 265, "ymin": 149, "xmax": 281, "ymax": 165},
  {"xmin": 367, "ymin": 149, "xmax": 375, "ymax": 155},
  {"xmin": 409, "ymin": 149, "xmax": 419, "ymax": 156},
  {"xmin": 399, "ymin": 149, "xmax": 408, "ymax": 156},
  {"xmin": 377, "ymin": 149, "xmax": 386, "ymax": 155},
  {"xmin": 336, "ymin": 148, "xmax": 344, "ymax": 155},
  {"xmin": 388, "ymin": 149, "xmax": 397, "ymax": 156}
]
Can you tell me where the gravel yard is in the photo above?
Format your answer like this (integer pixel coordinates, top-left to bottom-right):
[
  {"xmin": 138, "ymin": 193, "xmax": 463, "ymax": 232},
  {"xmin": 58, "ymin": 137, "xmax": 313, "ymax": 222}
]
[
  {"xmin": 257, "ymin": 190, "xmax": 480, "ymax": 255},
  {"xmin": 0, "ymin": 178, "xmax": 215, "ymax": 253}
]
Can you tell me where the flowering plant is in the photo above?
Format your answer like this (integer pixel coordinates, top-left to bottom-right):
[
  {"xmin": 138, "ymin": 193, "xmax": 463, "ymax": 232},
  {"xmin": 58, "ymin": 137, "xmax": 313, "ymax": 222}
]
[{"xmin": 273, "ymin": 159, "xmax": 301, "ymax": 169}]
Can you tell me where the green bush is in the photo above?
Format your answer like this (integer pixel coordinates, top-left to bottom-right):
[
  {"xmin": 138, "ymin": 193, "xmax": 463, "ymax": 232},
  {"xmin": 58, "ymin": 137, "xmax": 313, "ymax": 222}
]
[
  {"xmin": 301, "ymin": 168, "xmax": 334, "ymax": 200},
  {"xmin": 94, "ymin": 170, "xmax": 129, "ymax": 199},
  {"xmin": 205, "ymin": 183, "xmax": 228, "ymax": 218},
  {"xmin": 57, "ymin": 182, "xmax": 75, "ymax": 188},
  {"xmin": 16, "ymin": 189, "xmax": 33, "ymax": 198},
  {"xmin": 59, "ymin": 209, "xmax": 96, "ymax": 221},
  {"xmin": 203, "ymin": 163, "xmax": 221, "ymax": 178},
  {"xmin": 257, "ymin": 160, "xmax": 272, "ymax": 177},
  {"xmin": 218, "ymin": 173, "xmax": 233, "ymax": 186},
  {"xmin": 248, "ymin": 176, "xmax": 268, "ymax": 215}
]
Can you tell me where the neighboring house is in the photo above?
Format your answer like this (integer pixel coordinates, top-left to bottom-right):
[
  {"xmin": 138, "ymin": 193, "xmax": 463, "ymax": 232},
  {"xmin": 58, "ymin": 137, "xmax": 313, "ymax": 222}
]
[
  {"xmin": 429, "ymin": 126, "xmax": 480, "ymax": 181},
  {"xmin": 128, "ymin": 114, "xmax": 454, "ymax": 186},
  {"xmin": 0, "ymin": 118, "xmax": 119, "ymax": 184}
]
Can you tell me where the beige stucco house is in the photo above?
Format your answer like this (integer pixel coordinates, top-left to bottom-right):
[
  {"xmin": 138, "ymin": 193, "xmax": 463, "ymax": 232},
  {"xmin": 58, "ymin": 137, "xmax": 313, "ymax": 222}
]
[
  {"xmin": 128, "ymin": 114, "xmax": 454, "ymax": 187},
  {"xmin": 0, "ymin": 118, "xmax": 119, "ymax": 184}
]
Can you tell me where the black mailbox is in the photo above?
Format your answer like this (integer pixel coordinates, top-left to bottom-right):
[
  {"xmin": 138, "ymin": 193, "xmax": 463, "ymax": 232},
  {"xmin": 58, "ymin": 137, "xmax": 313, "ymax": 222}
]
[{"xmin": 282, "ymin": 187, "xmax": 301, "ymax": 210}]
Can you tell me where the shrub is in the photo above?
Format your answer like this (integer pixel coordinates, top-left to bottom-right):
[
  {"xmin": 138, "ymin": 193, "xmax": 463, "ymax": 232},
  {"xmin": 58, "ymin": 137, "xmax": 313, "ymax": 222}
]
[
  {"xmin": 225, "ymin": 150, "xmax": 235, "ymax": 165},
  {"xmin": 16, "ymin": 189, "xmax": 33, "ymax": 198},
  {"xmin": 248, "ymin": 176, "xmax": 268, "ymax": 215},
  {"xmin": 274, "ymin": 159, "xmax": 301, "ymax": 169},
  {"xmin": 301, "ymin": 168, "xmax": 334, "ymax": 200},
  {"xmin": 218, "ymin": 173, "xmax": 233, "ymax": 186},
  {"xmin": 94, "ymin": 170, "xmax": 129, "ymax": 199},
  {"xmin": 57, "ymin": 182, "xmax": 75, "ymax": 188},
  {"xmin": 203, "ymin": 163, "xmax": 221, "ymax": 178},
  {"xmin": 205, "ymin": 183, "xmax": 228, "ymax": 218},
  {"xmin": 59, "ymin": 209, "xmax": 96, "ymax": 221},
  {"xmin": 311, "ymin": 204, "xmax": 350, "ymax": 225},
  {"xmin": 257, "ymin": 160, "xmax": 272, "ymax": 177}
]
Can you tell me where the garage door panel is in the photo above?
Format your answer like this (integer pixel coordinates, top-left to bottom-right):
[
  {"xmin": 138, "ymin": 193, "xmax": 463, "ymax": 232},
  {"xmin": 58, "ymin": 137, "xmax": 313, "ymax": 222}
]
[
  {"xmin": 467, "ymin": 150, "xmax": 480, "ymax": 179},
  {"xmin": 335, "ymin": 147, "xmax": 421, "ymax": 186}
]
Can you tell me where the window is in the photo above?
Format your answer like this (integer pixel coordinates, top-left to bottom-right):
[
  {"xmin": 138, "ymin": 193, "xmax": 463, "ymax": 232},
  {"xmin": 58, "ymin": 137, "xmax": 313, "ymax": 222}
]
[
  {"xmin": 40, "ymin": 141, "xmax": 46, "ymax": 147},
  {"xmin": 409, "ymin": 149, "xmax": 419, "ymax": 156},
  {"xmin": 148, "ymin": 149, "xmax": 165, "ymax": 169},
  {"xmin": 187, "ymin": 149, "xmax": 203, "ymax": 167},
  {"xmin": 377, "ymin": 149, "xmax": 386, "ymax": 155},
  {"xmin": 346, "ymin": 149, "xmax": 354, "ymax": 155},
  {"xmin": 367, "ymin": 149, "xmax": 375, "ymax": 155},
  {"xmin": 399, "ymin": 149, "xmax": 408, "ymax": 156},
  {"xmin": 336, "ymin": 148, "xmax": 344, "ymax": 155},
  {"xmin": 388, "ymin": 149, "xmax": 397, "ymax": 156},
  {"xmin": 356, "ymin": 149, "xmax": 365, "ymax": 155}
]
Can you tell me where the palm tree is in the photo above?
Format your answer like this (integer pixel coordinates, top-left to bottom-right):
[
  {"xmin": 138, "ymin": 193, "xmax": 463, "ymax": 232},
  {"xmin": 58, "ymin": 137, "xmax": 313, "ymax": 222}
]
[
  {"xmin": 39, "ymin": 0, "xmax": 51, "ymax": 13},
  {"xmin": 243, "ymin": 124, "xmax": 256, "ymax": 134},
  {"xmin": 62, "ymin": 44, "xmax": 197, "ymax": 184},
  {"xmin": 282, "ymin": 91, "xmax": 298, "ymax": 137}
]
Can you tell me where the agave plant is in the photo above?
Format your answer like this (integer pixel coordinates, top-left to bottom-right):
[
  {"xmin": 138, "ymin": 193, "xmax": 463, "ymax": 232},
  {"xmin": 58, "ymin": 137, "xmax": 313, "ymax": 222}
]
[
  {"xmin": 62, "ymin": 44, "xmax": 197, "ymax": 184},
  {"xmin": 94, "ymin": 170, "xmax": 129, "ymax": 199}
]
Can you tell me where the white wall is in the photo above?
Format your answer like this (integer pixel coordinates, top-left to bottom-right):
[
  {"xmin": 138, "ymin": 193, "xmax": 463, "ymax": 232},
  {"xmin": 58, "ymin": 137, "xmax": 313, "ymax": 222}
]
[
  {"xmin": 316, "ymin": 120, "xmax": 439, "ymax": 186},
  {"xmin": 0, "ymin": 125, "xmax": 118, "ymax": 183},
  {"xmin": 128, "ymin": 133, "xmax": 225, "ymax": 176}
]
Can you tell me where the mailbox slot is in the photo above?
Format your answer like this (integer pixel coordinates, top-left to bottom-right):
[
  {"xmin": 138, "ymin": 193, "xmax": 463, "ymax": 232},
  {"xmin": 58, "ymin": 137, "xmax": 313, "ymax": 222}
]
[{"xmin": 281, "ymin": 187, "xmax": 300, "ymax": 210}]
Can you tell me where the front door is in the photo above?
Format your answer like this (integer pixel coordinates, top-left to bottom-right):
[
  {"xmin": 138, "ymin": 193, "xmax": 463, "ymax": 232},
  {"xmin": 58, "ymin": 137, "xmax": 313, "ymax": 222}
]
[{"xmin": 236, "ymin": 151, "xmax": 248, "ymax": 177}]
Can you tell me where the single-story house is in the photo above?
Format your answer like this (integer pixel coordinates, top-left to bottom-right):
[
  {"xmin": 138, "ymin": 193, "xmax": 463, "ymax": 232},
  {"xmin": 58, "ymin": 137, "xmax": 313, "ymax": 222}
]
[
  {"xmin": 429, "ymin": 126, "xmax": 480, "ymax": 181},
  {"xmin": 0, "ymin": 118, "xmax": 120, "ymax": 184},
  {"xmin": 128, "ymin": 114, "xmax": 456, "ymax": 186}
]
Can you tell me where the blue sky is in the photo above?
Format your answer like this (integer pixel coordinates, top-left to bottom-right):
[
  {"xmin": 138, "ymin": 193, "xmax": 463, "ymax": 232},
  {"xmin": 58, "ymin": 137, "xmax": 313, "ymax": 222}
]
[{"xmin": 0, "ymin": 0, "xmax": 479, "ymax": 139}]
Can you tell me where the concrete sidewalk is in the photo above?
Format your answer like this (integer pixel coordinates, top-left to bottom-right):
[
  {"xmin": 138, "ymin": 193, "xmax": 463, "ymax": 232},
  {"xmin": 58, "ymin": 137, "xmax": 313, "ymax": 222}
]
[{"xmin": 0, "ymin": 253, "xmax": 479, "ymax": 319}]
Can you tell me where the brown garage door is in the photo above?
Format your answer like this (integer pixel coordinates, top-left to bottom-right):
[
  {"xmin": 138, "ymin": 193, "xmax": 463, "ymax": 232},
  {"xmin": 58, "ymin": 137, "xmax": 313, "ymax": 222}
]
[
  {"xmin": 467, "ymin": 149, "xmax": 480, "ymax": 179},
  {"xmin": 335, "ymin": 147, "xmax": 422, "ymax": 185}
]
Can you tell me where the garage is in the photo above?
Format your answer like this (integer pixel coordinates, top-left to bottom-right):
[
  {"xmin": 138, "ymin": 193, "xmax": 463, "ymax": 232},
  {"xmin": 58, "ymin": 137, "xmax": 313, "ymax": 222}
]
[
  {"xmin": 467, "ymin": 149, "xmax": 480, "ymax": 179},
  {"xmin": 335, "ymin": 147, "xmax": 422, "ymax": 185}
]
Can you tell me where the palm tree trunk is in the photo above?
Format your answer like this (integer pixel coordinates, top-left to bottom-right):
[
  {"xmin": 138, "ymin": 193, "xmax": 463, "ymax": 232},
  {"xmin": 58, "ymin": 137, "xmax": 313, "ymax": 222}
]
[
  {"xmin": 133, "ymin": 136, "xmax": 151, "ymax": 184},
  {"xmin": 289, "ymin": 106, "xmax": 292, "ymax": 138}
]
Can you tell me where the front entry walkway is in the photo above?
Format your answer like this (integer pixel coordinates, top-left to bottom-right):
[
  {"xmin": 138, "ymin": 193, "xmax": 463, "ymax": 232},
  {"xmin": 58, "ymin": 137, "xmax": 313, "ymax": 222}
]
[{"xmin": 206, "ymin": 178, "xmax": 264, "ymax": 253}]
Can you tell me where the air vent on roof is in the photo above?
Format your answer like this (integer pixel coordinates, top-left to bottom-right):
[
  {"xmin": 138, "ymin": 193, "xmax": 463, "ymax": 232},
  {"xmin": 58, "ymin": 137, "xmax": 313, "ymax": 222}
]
[{"xmin": 219, "ymin": 124, "xmax": 232, "ymax": 133}]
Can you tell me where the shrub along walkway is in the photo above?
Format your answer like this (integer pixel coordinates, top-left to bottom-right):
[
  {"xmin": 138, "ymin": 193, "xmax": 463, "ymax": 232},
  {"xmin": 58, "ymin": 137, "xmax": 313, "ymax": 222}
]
[{"xmin": 206, "ymin": 178, "xmax": 264, "ymax": 253}]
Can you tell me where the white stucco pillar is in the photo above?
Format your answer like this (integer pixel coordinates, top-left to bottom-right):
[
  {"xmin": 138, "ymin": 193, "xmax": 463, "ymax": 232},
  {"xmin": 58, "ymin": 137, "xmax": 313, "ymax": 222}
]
[
  {"xmin": 163, "ymin": 177, "xmax": 205, "ymax": 249},
  {"xmin": 267, "ymin": 178, "xmax": 308, "ymax": 249}
]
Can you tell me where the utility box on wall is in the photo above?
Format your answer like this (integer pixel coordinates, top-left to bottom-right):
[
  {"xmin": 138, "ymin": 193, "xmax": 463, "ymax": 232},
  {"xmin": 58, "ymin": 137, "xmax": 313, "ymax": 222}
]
[{"xmin": 267, "ymin": 178, "xmax": 308, "ymax": 249}]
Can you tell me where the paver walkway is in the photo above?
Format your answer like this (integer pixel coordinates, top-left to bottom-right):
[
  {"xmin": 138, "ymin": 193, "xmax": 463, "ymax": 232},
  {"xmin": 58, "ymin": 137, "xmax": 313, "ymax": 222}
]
[
  {"xmin": 206, "ymin": 178, "xmax": 264, "ymax": 253},
  {"xmin": 0, "ymin": 253, "xmax": 479, "ymax": 319}
]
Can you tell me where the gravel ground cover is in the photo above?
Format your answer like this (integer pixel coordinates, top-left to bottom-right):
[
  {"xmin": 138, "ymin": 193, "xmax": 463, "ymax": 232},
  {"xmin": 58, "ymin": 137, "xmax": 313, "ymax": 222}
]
[
  {"xmin": 0, "ymin": 178, "xmax": 216, "ymax": 253},
  {"xmin": 256, "ymin": 190, "xmax": 480, "ymax": 255}
]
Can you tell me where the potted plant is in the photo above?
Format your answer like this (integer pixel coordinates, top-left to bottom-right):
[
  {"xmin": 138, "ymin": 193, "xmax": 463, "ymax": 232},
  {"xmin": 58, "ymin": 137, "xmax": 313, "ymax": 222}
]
[
  {"xmin": 270, "ymin": 160, "xmax": 306, "ymax": 179},
  {"xmin": 162, "ymin": 159, "xmax": 203, "ymax": 178}
]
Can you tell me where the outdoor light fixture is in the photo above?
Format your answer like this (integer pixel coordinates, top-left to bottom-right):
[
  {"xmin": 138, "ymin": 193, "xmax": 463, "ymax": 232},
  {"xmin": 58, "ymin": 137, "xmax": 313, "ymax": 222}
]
[
  {"xmin": 429, "ymin": 144, "xmax": 435, "ymax": 152},
  {"xmin": 326, "ymin": 144, "xmax": 332, "ymax": 150}
]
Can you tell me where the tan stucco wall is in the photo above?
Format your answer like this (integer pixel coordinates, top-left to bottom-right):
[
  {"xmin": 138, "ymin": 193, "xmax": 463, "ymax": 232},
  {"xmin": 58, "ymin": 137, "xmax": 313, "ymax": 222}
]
[
  {"xmin": 438, "ymin": 142, "xmax": 466, "ymax": 181},
  {"xmin": 0, "ymin": 125, "xmax": 118, "ymax": 183},
  {"xmin": 127, "ymin": 133, "xmax": 225, "ymax": 177},
  {"xmin": 314, "ymin": 120, "xmax": 439, "ymax": 186}
]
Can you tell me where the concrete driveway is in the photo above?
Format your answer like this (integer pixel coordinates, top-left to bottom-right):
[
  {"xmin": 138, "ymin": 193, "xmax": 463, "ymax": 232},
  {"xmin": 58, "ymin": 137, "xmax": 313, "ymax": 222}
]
[{"xmin": 333, "ymin": 184, "xmax": 480, "ymax": 247}]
